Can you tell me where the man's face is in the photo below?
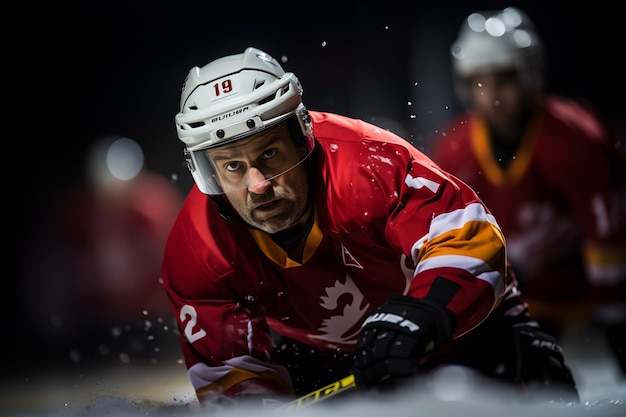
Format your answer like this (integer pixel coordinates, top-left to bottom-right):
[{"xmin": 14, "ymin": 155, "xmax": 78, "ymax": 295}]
[
  {"xmin": 207, "ymin": 121, "xmax": 310, "ymax": 234},
  {"xmin": 467, "ymin": 68, "xmax": 528, "ymax": 131}
]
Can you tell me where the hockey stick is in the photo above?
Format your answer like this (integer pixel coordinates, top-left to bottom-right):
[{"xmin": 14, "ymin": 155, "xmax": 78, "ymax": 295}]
[{"xmin": 278, "ymin": 374, "xmax": 357, "ymax": 410}]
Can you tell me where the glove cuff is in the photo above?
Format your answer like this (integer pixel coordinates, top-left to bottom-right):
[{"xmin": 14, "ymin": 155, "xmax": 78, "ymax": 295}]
[{"xmin": 362, "ymin": 295, "xmax": 453, "ymax": 352}]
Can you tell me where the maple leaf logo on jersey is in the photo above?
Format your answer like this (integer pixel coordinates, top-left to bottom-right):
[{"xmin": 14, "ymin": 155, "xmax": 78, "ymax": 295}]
[
  {"xmin": 308, "ymin": 274, "xmax": 368, "ymax": 345},
  {"xmin": 307, "ymin": 249, "xmax": 414, "ymax": 346}
]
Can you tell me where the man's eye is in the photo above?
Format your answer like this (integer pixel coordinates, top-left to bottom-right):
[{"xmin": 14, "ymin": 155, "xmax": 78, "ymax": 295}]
[
  {"xmin": 262, "ymin": 149, "xmax": 277, "ymax": 159},
  {"xmin": 225, "ymin": 161, "xmax": 242, "ymax": 172}
]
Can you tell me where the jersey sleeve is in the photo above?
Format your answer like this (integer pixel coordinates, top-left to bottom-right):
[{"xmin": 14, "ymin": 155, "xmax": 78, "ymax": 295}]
[{"xmin": 386, "ymin": 150, "xmax": 509, "ymax": 338}]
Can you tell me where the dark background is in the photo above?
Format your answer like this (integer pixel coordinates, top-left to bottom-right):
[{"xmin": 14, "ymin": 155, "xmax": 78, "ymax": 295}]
[{"xmin": 2, "ymin": 0, "xmax": 624, "ymax": 372}]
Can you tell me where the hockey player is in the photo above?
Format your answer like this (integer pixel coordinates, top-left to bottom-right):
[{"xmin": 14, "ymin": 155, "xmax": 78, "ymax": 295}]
[
  {"xmin": 161, "ymin": 47, "xmax": 578, "ymax": 409},
  {"xmin": 429, "ymin": 7, "xmax": 626, "ymax": 374}
]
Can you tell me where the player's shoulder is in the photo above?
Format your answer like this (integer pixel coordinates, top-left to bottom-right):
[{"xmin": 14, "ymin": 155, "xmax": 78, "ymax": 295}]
[
  {"xmin": 173, "ymin": 185, "xmax": 212, "ymax": 228},
  {"xmin": 543, "ymin": 95, "xmax": 615, "ymax": 143},
  {"xmin": 309, "ymin": 111, "xmax": 374, "ymax": 142},
  {"xmin": 309, "ymin": 110, "xmax": 356, "ymax": 129},
  {"xmin": 164, "ymin": 186, "xmax": 254, "ymax": 276},
  {"xmin": 309, "ymin": 111, "xmax": 415, "ymax": 154}
]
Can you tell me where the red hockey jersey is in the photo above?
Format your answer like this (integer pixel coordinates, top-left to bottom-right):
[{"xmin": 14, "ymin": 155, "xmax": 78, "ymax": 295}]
[
  {"xmin": 162, "ymin": 111, "xmax": 513, "ymax": 399},
  {"xmin": 429, "ymin": 96, "xmax": 626, "ymax": 327}
]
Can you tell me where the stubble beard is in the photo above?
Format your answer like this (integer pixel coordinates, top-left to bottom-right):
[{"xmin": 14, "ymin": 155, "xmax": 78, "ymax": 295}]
[
  {"xmin": 248, "ymin": 200, "xmax": 301, "ymax": 233},
  {"xmin": 238, "ymin": 188, "xmax": 307, "ymax": 234}
]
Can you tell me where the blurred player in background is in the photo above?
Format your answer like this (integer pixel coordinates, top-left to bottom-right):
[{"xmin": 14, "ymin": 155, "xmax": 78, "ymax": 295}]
[
  {"xmin": 429, "ymin": 6, "xmax": 626, "ymax": 375},
  {"xmin": 19, "ymin": 136, "xmax": 183, "ymax": 365}
]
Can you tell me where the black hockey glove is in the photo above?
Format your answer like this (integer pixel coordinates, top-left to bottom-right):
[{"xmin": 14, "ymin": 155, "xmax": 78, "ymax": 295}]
[
  {"xmin": 352, "ymin": 295, "xmax": 453, "ymax": 390},
  {"xmin": 510, "ymin": 322, "xmax": 580, "ymax": 404}
]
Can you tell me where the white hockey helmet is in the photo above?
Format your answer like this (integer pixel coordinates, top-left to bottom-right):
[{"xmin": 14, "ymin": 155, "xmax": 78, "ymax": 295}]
[
  {"xmin": 451, "ymin": 7, "xmax": 544, "ymax": 103},
  {"xmin": 175, "ymin": 47, "xmax": 314, "ymax": 195}
]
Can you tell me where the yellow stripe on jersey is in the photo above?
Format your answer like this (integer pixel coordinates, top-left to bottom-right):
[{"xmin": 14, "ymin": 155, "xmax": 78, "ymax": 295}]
[
  {"xmin": 427, "ymin": 202, "xmax": 505, "ymax": 246},
  {"xmin": 413, "ymin": 203, "xmax": 507, "ymax": 298},
  {"xmin": 470, "ymin": 115, "xmax": 541, "ymax": 187},
  {"xmin": 584, "ymin": 242, "xmax": 626, "ymax": 285},
  {"xmin": 249, "ymin": 210, "xmax": 323, "ymax": 268}
]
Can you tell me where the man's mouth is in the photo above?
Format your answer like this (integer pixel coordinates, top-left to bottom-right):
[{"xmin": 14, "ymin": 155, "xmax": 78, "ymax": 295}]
[{"xmin": 254, "ymin": 199, "xmax": 280, "ymax": 211}]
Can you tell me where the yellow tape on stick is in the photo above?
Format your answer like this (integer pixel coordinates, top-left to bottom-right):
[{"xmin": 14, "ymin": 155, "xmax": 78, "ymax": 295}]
[{"xmin": 279, "ymin": 374, "xmax": 356, "ymax": 410}]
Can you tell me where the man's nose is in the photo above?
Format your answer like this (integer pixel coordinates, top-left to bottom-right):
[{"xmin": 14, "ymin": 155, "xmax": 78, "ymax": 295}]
[{"xmin": 247, "ymin": 167, "xmax": 271, "ymax": 194}]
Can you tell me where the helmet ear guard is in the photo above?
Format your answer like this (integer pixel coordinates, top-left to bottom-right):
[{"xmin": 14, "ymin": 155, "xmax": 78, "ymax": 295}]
[{"xmin": 289, "ymin": 105, "xmax": 314, "ymax": 148}]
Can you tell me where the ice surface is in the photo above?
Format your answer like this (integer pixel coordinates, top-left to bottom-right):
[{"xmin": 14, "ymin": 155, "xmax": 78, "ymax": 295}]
[{"xmin": 2, "ymin": 326, "xmax": 624, "ymax": 417}]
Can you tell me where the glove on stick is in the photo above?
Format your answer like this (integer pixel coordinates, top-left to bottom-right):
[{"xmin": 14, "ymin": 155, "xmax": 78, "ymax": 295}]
[{"xmin": 352, "ymin": 295, "xmax": 453, "ymax": 390}]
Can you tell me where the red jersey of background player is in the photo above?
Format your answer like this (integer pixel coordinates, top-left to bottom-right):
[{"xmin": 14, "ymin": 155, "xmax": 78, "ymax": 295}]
[
  {"xmin": 162, "ymin": 111, "xmax": 518, "ymax": 398},
  {"xmin": 429, "ymin": 96, "xmax": 626, "ymax": 328}
]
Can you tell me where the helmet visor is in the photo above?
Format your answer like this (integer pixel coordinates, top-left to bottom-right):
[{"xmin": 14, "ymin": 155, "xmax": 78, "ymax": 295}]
[{"xmin": 186, "ymin": 120, "xmax": 314, "ymax": 195}]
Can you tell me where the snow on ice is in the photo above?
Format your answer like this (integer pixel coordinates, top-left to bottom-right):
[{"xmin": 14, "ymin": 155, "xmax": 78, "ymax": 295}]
[{"xmin": 2, "ymin": 326, "xmax": 625, "ymax": 417}]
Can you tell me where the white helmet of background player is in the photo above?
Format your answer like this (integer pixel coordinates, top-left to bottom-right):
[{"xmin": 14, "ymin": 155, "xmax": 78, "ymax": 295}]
[
  {"xmin": 176, "ymin": 47, "xmax": 315, "ymax": 195},
  {"xmin": 450, "ymin": 7, "xmax": 544, "ymax": 105}
]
